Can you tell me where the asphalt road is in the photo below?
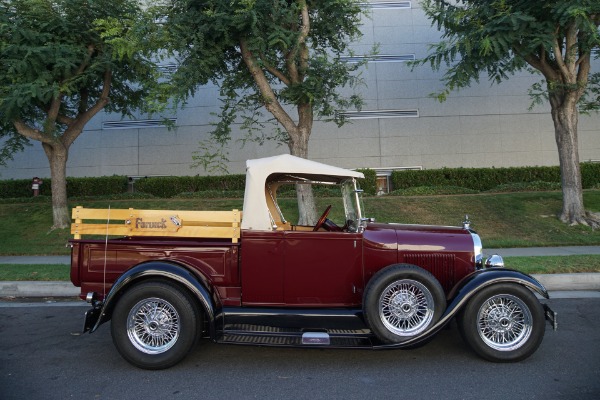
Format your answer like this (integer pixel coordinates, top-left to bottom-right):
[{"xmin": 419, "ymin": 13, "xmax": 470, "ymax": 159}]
[{"xmin": 1, "ymin": 298, "xmax": 599, "ymax": 400}]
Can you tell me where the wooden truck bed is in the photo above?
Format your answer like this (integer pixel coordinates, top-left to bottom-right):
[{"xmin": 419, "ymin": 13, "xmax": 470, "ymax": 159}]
[{"xmin": 71, "ymin": 206, "xmax": 242, "ymax": 243}]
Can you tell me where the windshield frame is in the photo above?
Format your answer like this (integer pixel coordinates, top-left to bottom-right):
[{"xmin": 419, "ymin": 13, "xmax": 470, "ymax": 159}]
[{"xmin": 341, "ymin": 178, "xmax": 364, "ymax": 232}]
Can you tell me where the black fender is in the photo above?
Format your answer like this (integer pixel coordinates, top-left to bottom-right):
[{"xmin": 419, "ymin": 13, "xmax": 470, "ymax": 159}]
[
  {"xmin": 373, "ymin": 268, "xmax": 549, "ymax": 349},
  {"xmin": 84, "ymin": 261, "xmax": 216, "ymax": 338}
]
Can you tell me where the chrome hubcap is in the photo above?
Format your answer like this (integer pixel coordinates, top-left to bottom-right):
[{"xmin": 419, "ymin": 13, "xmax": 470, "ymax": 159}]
[
  {"xmin": 477, "ymin": 294, "xmax": 532, "ymax": 351},
  {"xmin": 127, "ymin": 298, "xmax": 180, "ymax": 354},
  {"xmin": 379, "ymin": 279, "xmax": 434, "ymax": 336}
]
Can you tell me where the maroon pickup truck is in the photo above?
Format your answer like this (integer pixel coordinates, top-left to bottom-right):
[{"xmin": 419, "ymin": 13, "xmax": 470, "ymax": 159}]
[{"xmin": 70, "ymin": 154, "xmax": 556, "ymax": 369}]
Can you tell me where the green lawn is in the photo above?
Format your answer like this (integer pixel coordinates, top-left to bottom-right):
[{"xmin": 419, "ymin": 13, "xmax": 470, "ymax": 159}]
[
  {"xmin": 0, "ymin": 264, "xmax": 70, "ymax": 281},
  {"xmin": 0, "ymin": 190, "xmax": 599, "ymax": 255}
]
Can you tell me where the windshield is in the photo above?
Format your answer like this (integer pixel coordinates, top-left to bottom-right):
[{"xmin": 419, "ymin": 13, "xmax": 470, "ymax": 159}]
[{"xmin": 341, "ymin": 179, "xmax": 364, "ymax": 232}]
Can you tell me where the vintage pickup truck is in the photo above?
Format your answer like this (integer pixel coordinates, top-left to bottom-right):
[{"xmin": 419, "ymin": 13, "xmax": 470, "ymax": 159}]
[{"xmin": 70, "ymin": 154, "xmax": 556, "ymax": 369}]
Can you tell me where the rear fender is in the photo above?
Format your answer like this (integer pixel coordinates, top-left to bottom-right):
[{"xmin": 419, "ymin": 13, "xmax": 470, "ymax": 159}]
[
  {"xmin": 85, "ymin": 261, "xmax": 216, "ymax": 337},
  {"xmin": 374, "ymin": 268, "xmax": 549, "ymax": 349}
]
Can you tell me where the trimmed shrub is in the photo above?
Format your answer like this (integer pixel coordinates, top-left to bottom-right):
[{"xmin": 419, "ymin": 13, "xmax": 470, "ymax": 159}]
[
  {"xmin": 356, "ymin": 168, "xmax": 377, "ymax": 195},
  {"xmin": 0, "ymin": 176, "xmax": 128, "ymax": 198},
  {"xmin": 134, "ymin": 174, "xmax": 246, "ymax": 198},
  {"xmin": 390, "ymin": 165, "xmax": 577, "ymax": 192},
  {"xmin": 67, "ymin": 176, "xmax": 128, "ymax": 197}
]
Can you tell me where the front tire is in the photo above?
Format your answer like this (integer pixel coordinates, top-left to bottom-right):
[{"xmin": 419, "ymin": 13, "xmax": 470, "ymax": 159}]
[
  {"xmin": 111, "ymin": 280, "xmax": 201, "ymax": 369},
  {"xmin": 457, "ymin": 283, "xmax": 545, "ymax": 362},
  {"xmin": 364, "ymin": 264, "xmax": 446, "ymax": 343}
]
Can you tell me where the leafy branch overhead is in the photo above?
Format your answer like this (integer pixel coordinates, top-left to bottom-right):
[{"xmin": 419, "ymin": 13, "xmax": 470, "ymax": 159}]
[
  {"xmin": 420, "ymin": 0, "xmax": 600, "ymax": 103},
  {"xmin": 158, "ymin": 0, "xmax": 367, "ymax": 155}
]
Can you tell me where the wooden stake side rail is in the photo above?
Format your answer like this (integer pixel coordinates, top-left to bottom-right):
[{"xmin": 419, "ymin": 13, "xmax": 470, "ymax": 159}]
[{"xmin": 71, "ymin": 206, "xmax": 241, "ymax": 243}]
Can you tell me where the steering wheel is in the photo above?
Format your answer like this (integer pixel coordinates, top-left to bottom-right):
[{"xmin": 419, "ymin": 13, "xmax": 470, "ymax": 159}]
[{"xmin": 313, "ymin": 205, "xmax": 332, "ymax": 231}]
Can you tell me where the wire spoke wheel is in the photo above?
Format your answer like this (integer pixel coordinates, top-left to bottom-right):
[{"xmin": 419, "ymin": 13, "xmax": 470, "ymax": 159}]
[
  {"xmin": 112, "ymin": 281, "xmax": 201, "ymax": 369},
  {"xmin": 477, "ymin": 294, "xmax": 532, "ymax": 351},
  {"xmin": 364, "ymin": 265, "xmax": 445, "ymax": 344},
  {"xmin": 127, "ymin": 297, "xmax": 181, "ymax": 354},
  {"xmin": 378, "ymin": 279, "xmax": 435, "ymax": 336},
  {"xmin": 457, "ymin": 283, "xmax": 546, "ymax": 362}
]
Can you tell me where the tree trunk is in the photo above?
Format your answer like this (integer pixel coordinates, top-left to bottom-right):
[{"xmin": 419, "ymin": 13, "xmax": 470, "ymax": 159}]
[
  {"xmin": 288, "ymin": 124, "xmax": 318, "ymax": 226},
  {"xmin": 42, "ymin": 142, "xmax": 70, "ymax": 229},
  {"xmin": 550, "ymin": 96, "xmax": 589, "ymax": 225}
]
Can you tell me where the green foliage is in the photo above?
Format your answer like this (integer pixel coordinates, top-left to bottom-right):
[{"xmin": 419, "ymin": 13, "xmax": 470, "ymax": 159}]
[
  {"xmin": 0, "ymin": 176, "xmax": 128, "ymax": 198},
  {"xmin": 356, "ymin": 168, "xmax": 377, "ymax": 195},
  {"xmin": 419, "ymin": 0, "xmax": 600, "ymax": 105},
  {"xmin": 148, "ymin": 0, "xmax": 369, "ymax": 169},
  {"xmin": 0, "ymin": 0, "xmax": 161, "ymax": 140},
  {"xmin": 67, "ymin": 176, "xmax": 128, "ymax": 197},
  {"xmin": 175, "ymin": 190, "xmax": 246, "ymax": 199},
  {"xmin": 391, "ymin": 163, "xmax": 600, "ymax": 192},
  {"xmin": 135, "ymin": 174, "xmax": 246, "ymax": 198}
]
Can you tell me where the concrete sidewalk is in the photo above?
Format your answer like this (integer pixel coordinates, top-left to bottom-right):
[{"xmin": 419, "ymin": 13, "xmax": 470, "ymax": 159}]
[{"xmin": 1, "ymin": 246, "xmax": 599, "ymax": 297}]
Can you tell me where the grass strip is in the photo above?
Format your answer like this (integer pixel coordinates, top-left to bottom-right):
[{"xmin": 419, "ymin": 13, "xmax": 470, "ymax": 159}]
[
  {"xmin": 0, "ymin": 264, "xmax": 70, "ymax": 281},
  {"xmin": 1, "ymin": 255, "xmax": 599, "ymax": 281},
  {"xmin": 504, "ymin": 255, "xmax": 600, "ymax": 275}
]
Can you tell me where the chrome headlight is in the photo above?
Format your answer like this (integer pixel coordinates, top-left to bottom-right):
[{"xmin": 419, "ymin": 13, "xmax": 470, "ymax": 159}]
[
  {"xmin": 470, "ymin": 231, "xmax": 483, "ymax": 269},
  {"xmin": 485, "ymin": 254, "xmax": 505, "ymax": 268}
]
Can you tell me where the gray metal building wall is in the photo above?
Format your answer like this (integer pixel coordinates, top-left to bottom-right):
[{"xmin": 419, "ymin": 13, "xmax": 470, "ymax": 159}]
[{"xmin": 1, "ymin": 0, "xmax": 599, "ymax": 180}]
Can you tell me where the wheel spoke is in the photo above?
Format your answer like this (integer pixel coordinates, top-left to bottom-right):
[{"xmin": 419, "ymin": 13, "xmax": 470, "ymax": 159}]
[
  {"xmin": 127, "ymin": 297, "xmax": 181, "ymax": 355},
  {"xmin": 378, "ymin": 279, "xmax": 435, "ymax": 336},
  {"xmin": 476, "ymin": 294, "xmax": 533, "ymax": 351}
]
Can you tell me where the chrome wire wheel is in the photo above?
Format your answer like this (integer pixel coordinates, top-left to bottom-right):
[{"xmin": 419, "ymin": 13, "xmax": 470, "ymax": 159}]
[
  {"xmin": 378, "ymin": 279, "xmax": 435, "ymax": 336},
  {"xmin": 477, "ymin": 294, "xmax": 533, "ymax": 352},
  {"xmin": 127, "ymin": 297, "xmax": 180, "ymax": 355}
]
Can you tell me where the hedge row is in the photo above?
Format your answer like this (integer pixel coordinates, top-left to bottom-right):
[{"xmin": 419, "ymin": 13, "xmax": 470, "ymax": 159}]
[
  {"xmin": 391, "ymin": 163, "xmax": 600, "ymax": 192},
  {"xmin": 0, "ymin": 176, "xmax": 128, "ymax": 198},
  {"xmin": 134, "ymin": 174, "xmax": 246, "ymax": 198},
  {"xmin": 1, "ymin": 163, "xmax": 598, "ymax": 199}
]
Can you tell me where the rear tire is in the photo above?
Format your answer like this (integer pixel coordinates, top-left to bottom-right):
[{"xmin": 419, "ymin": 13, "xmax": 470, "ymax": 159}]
[
  {"xmin": 111, "ymin": 280, "xmax": 201, "ymax": 369},
  {"xmin": 457, "ymin": 283, "xmax": 545, "ymax": 362},
  {"xmin": 364, "ymin": 264, "xmax": 446, "ymax": 343}
]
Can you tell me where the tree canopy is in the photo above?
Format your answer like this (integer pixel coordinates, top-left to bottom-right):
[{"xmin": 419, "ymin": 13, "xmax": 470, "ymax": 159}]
[
  {"xmin": 419, "ymin": 0, "xmax": 600, "ymax": 227},
  {"xmin": 152, "ymin": 0, "xmax": 367, "ymax": 224},
  {"xmin": 0, "ymin": 0, "xmax": 160, "ymax": 228}
]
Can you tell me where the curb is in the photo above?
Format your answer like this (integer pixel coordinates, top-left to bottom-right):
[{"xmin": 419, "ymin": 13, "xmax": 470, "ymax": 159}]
[
  {"xmin": 0, "ymin": 281, "xmax": 79, "ymax": 298},
  {"xmin": 532, "ymin": 273, "xmax": 600, "ymax": 291},
  {"xmin": 1, "ymin": 273, "xmax": 599, "ymax": 298}
]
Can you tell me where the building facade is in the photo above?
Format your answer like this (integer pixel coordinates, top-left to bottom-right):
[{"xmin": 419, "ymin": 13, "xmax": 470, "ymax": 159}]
[{"xmin": 2, "ymin": 1, "xmax": 599, "ymax": 184}]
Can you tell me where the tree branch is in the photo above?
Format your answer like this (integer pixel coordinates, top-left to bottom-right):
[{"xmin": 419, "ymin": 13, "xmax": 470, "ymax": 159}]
[
  {"xmin": 298, "ymin": 1, "xmax": 310, "ymax": 75},
  {"xmin": 260, "ymin": 55, "xmax": 291, "ymax": 86},
  {"xmin": 552, "ymin": 25, "xmax": 573, "ymax": 82},
  {"xmin": 13, "ymin": 120, "xmax": 50, "ymax": 143},
  {"xmin": 239, "ymin": 37, "xmax": 297, "ymax": 134},
  {"xmin": 516, "ymin": 44, "xmax": 559, "ymax": 82},
  {"xmin": 63, "ymin": 69, "xmax": 111, "ymax": 148}
]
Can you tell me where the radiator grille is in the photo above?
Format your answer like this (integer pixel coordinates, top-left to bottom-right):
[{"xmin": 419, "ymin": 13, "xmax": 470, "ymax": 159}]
[{"xmin": 403, "ymin": 253, "xmax": 456, "ymax": 291}]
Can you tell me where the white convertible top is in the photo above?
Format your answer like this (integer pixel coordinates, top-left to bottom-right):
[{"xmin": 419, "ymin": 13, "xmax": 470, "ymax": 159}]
[{"xmin": 241, "ymin": 154, "xmax": 364, "ymax": 230}]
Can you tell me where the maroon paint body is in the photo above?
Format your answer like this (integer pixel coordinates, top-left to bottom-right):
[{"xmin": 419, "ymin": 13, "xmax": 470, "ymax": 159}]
[{"xmin": 70, "ymin": 222, "xmax": 475, "ymax": 307}]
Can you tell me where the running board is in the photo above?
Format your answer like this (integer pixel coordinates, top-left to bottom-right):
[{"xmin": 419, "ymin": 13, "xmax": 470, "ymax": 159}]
[{"xmin": 216, "ymin": 325, "xmax": 374, "ymax": 348}]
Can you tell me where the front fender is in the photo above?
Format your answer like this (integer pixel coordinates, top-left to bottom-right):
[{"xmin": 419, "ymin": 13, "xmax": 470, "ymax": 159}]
[
  {"xmin": 373, "ymin": 268, "xmax": 549, "ymax": 349},
  {"xmin": 84, "ymin": 261, "xmax": 216, "ymax": 337}
]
